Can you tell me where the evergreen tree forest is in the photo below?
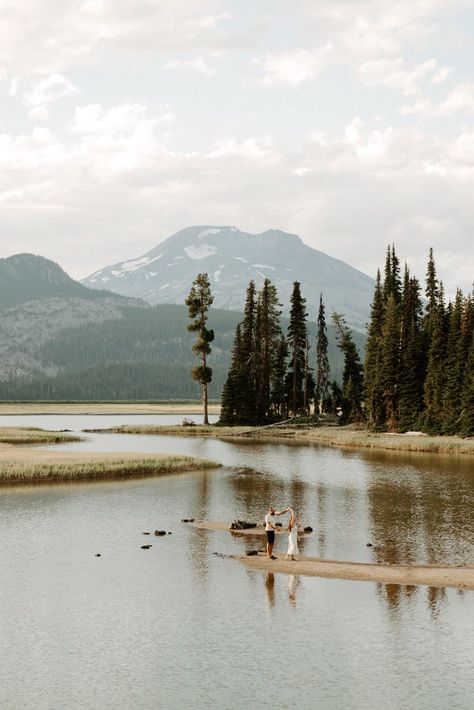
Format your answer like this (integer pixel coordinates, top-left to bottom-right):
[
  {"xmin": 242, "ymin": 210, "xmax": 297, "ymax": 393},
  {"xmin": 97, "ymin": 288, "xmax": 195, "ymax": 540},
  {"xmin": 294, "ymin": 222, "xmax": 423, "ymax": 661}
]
[
  {"xmin": 219, "ymin": 247, "xmax": 473, "ymax": 437},
  {"xmin": 364, "ymin": 246, "xmax": 473, "ymax": 436}
]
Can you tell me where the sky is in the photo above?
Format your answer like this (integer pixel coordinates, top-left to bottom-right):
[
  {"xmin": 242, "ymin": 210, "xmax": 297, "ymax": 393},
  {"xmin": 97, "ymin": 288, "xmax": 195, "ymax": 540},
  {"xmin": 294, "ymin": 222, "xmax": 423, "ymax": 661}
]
[{"xmin": 0, "ymin": 0, "xmax": 473, "ymax": 297}]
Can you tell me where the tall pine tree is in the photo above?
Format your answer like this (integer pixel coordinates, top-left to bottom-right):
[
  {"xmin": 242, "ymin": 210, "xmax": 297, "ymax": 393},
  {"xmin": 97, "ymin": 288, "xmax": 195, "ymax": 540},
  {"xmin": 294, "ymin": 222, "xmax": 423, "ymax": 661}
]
[
  {"xmin": 315, "ymin": 294, "xmax": 330, "ymax": 415},
  {"xmin": 185, "ymin": 273, "xmax": 214, "ymax": 425},
  {"xmin": 286, "ymin": 282, "xmax": 311, "ymax": 416}
]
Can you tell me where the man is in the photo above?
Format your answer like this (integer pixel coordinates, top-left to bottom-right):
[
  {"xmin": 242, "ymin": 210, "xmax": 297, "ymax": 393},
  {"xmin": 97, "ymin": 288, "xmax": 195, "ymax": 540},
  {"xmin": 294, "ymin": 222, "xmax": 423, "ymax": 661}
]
[{"xmin": 264, "ymin": 506, "xmax": 289, "ymax": 560}]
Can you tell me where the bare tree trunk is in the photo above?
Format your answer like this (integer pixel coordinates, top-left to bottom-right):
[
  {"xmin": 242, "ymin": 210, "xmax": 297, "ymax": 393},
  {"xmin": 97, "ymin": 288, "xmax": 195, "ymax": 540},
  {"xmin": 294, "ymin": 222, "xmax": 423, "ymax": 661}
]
[{"xmin": 203, "ymin": 352, "xmax": 209, "ymax": 425}]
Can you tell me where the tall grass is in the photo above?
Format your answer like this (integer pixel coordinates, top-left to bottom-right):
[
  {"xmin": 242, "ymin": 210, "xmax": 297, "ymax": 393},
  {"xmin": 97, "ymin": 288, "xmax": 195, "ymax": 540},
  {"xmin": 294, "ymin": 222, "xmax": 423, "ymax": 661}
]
[
  {"xmin": 0, "ymin": 427, "xmax": 82, "ymax": 445},
  {"xmin": 0, "ymin": 455, "xmax": 219, "ymax": 485}
]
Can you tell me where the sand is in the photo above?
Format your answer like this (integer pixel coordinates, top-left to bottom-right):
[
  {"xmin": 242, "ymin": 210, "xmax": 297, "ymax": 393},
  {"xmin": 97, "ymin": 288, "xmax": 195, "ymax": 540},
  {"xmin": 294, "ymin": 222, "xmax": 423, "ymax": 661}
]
[
  {"xmin": 193, "ymin": 521, "xmax": 474, "ymax": 590},
  {"xmin": 0, "ymin": 402, "xmax": 221, "ymax": 415}
]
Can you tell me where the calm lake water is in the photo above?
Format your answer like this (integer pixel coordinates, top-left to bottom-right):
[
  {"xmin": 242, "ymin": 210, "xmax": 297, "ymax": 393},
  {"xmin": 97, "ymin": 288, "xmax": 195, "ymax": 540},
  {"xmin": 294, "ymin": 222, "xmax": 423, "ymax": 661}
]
[{"xmin": 1, "ymin": 414, "xmax": 474, "ymax": 709}]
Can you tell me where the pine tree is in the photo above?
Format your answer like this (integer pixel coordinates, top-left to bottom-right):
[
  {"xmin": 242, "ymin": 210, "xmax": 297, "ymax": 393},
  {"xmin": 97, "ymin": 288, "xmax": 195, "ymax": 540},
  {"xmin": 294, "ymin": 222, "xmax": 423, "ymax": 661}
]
[
  {"xmin": 332, "ymin": 312, "xmax": 364, "ymax": 423},
  {"xmin": 441, "ymin": 290, "xmax": 465, "ymax": 433},
  {"xmin": 255, "ymin": 279, "xmax": 283, "ymax": 423},
  {"xmin": 398, "ymin": 273, "xmax": 424, "ymax": 431},
  {"xmin": 185, "ymin": 273, "xmax": 214, "ymax": 425},
  {"xmin": 365, "ymin": 269, "xmax": 385, "ymax": 430},
  {"xmin": 315, "ymin": 294, "xmax": 330, "ymax": 415},
  {"xmin": 240, "ymin": 281, "xmax": 257, "ymax": 424},
  {"xmin": 458, "ymin": 323, "xmax": 474, "ymax": 436},
  {"xmin": 285, "ymin": 282, "xmax": 310, "ymax": 416},
  {"xmin": 379, "ymin": 293, "xmax": 401, "ymax": 431},
  {"xmin": 219, "ymin": 324, "xmax": 243, "ymax": 425},
  {"xmin": 421, "ymin": 284, "xmax": 447, "ymax": 433}
]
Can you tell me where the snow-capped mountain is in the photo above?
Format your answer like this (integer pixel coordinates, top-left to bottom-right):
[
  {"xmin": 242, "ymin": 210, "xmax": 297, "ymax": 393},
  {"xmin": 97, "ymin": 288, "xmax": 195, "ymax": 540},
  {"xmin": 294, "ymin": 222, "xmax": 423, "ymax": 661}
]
[{"xmin": 82, "ymin": 226, "xmax": 375, "ymax": 330}]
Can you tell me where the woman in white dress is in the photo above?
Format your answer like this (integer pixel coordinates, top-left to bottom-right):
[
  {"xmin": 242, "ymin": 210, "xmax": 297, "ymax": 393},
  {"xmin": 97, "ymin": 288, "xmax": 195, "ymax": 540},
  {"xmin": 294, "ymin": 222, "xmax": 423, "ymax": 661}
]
[{"xmin": 286, "ymin": 508, "xmax": 299, "ymax": 560}]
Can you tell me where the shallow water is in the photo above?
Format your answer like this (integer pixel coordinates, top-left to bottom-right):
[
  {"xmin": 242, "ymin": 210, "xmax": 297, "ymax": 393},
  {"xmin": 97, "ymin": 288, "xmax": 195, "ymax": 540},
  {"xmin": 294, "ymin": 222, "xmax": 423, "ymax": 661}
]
[{"xmin": 1, "ymin": 415, "xmax": 473, "ymax": 709}]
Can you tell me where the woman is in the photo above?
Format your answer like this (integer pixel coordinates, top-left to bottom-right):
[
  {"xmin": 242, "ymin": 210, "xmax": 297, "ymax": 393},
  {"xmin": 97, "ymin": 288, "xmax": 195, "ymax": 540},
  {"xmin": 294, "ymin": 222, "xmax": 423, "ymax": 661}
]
[{"xmin": 286, "ymin": 508, "xmax": 299, "ymax": 561}]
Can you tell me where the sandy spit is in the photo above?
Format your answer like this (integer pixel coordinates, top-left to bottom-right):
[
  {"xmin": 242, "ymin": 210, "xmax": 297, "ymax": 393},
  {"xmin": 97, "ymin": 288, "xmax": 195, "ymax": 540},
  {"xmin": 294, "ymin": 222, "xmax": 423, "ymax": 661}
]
[
  {"xmin": 238, "ymin": 553, "xmax": 474, "ymax": 591},
  {"xmin": 192, "ymin": 521, "xmax": 474, "ymax": 590},
  {"xmin": 0, "ymin": 402, "xmax": 221, "ymax": 415}
]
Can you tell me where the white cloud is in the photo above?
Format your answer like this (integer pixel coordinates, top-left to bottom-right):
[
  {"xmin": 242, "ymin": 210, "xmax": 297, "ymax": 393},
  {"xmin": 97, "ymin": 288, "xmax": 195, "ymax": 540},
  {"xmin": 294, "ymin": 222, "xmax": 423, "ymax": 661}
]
[
  {"xmin": 260, "ymin": 45, "xmax": 333, "ymax": 86},
  {"xmin": 0, "ymin": 1, "xmax": 247, "ymax": 78},
  {"xmin": 357, "ymin": 58, "xmax": 440, "ymax": 95},
  {"xmin": 165, "ymin": 57, "xmax": 214, "ymax": 76},
  {"xmin": 438, "ymin": 82, "xmax": 474, "ymax": 115},
  {"xmin": 15, "ymin": 74, "xmax": 79, "ymax": 120}
]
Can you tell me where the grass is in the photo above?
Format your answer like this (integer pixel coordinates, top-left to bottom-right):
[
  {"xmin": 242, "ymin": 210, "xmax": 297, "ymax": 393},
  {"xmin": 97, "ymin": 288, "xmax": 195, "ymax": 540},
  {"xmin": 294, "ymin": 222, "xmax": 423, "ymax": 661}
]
[
  {"xmin": 86, "ymin": 423, "xmax": 474, "ymax": 455},
  {"xmin": 0, "ymin": 455, "xmax": 219, "ymax": 485},
  {"xmin": 0, "ymin": 427, "xmax": 82, "ymax": 445}
]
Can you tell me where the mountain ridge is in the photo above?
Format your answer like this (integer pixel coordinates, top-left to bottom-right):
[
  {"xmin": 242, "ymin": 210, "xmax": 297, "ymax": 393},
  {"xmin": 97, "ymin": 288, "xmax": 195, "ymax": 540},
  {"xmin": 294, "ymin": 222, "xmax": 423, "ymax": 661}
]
[{"xmin": 81, "ymin": 226, "xmax": 374, "ymax": 331}]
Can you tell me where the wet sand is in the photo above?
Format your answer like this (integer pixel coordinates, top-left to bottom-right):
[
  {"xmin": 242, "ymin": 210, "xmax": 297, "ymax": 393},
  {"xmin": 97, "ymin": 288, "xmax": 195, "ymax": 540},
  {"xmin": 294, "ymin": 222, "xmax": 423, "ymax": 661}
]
[{"xmin": 193, "ymin": 521, "xmax": 474, "ymax": 590}]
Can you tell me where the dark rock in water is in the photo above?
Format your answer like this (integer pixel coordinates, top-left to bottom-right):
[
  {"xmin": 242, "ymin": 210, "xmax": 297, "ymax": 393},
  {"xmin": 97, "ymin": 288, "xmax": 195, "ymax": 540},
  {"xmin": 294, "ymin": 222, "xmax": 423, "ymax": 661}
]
[
  {"xmin": 246, "ymin": 550, "xmax": 259, "ymax": 556},
  {"xmin": 141, "ymin": 544, "xmax": 152, "ymax": 549},
  {"xmin": 167, "ymin": 532, "xmax": 172, "ymax": 534},
  {"xmin": 181, "ymin": 518, "xmax": 195, "ymax": 523},
  {"xmin": 142, "ymin": 532, "xmax": 150, "ymax": 535},
  {"xmin": 304, "ymin": 526, "xmax": 313, "ymax": 533},
  {"xmin": 275, "ymin": 522, "xmax": 283, "ymax": 527},
  {"xmin": 366, "ymin": 542, "xmax": 373, "ymax": 547},
  {"xmin": 154, "ymin": 530, "xmax": 166, "ymax": 536},
  {"xmin": 95, "ymin": 553, "xmax": 101, "ymax": 557},
  {"xmin": 230, "ymin": 519, "xmax": 257, "ymax": 530}
]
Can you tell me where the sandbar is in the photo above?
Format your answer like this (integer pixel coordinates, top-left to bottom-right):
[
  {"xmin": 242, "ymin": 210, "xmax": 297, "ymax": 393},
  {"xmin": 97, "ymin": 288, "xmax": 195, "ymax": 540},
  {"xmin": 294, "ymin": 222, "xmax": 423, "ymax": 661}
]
[
  {"xmin": 0, "ymin": 402, "xmax": 221, "ymax": 415},
  {"xmin": 192, "ymin": 521, "xmax": 474, "ymax": 590}
]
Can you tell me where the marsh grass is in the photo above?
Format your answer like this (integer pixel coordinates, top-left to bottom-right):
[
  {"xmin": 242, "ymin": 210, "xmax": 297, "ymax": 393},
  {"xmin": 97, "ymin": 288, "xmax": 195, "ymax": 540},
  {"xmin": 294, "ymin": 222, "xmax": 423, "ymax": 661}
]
[
  {"xmin": 86, "ymin": 424, "xmax": 474, "ymax": 455},
  {"xmin": 0, "ymin": 455, "xmax": 219, "ymax": 485},
  {"xmin": 0, "ymin": 427, "xmax": 82, "ymax": 445}
]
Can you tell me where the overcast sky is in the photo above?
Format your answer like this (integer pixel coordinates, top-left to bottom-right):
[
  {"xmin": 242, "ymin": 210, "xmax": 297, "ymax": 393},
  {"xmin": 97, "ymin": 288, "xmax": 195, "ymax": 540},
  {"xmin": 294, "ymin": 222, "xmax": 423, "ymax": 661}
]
[{"xmin": 0, "ymin": 0, "xmax": 473, "ymax": 297}]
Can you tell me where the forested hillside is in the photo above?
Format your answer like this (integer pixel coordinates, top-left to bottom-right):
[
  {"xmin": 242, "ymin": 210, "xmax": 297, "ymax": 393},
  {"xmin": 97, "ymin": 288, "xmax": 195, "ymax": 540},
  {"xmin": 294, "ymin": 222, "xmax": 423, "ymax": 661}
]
[{"xmin": 0, "ymin": 304, "xmax": 364, "ymax": 400}]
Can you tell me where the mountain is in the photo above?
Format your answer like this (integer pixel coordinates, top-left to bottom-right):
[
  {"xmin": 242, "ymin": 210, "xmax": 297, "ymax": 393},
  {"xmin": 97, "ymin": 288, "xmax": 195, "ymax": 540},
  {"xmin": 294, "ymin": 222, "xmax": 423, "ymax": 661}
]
[
  {"xmin": 82, "ymin": 226, "xmax": 375, "ymax": 331},
  {"xmin": 0, "ymin": 254, "xmax": 147, "ymax": 380},
  {"xmin": 0, "ymin": 253, "xmax": 128, "ymax": 308}
]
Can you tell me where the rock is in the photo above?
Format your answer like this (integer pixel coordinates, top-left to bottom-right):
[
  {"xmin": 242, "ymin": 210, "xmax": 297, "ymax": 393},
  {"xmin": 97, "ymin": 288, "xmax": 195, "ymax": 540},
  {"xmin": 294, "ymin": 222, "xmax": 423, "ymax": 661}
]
[
  {"xmin": 304, "ymin": 526, "xmax": 313, "ymax": 533},
  {"xmin": 246, "ymin": 550, "xmax": 259, "ymax": 556},
  {"xmin": 275, "ymin": 522, "xmax": 283, "ymax": 527},
  {"xmin": 141, "ymin": 545, "xmax": 152, "ymax": 549},
  {"xmin": 95, "ymin": 553, "xmax": 101, "ymax": 557},
  {"xmin": 230, "ymin": 519, "xmax": 257, "ymax": 530},
  {"xmin": 181, "ymin": 518, "xmax": 195, "ymax": 523},
  {"xmin": 154, "ymin": 530, "xmax": 166, "ymax": 536},
  {"xmin": 167, "ymin": 532, "xmax": 172, "ymax": 535},
  {"xmin": 366, "ymin": 542, "xmax": 373, "ymax": 547},
  {"xmin": 142, "ymin": 532, "xmax": 150, "ymax": 535}
]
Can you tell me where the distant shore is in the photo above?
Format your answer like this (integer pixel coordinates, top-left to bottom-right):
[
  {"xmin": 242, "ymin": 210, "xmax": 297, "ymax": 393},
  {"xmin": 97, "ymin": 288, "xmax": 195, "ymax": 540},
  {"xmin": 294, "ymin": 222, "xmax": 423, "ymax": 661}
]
[
  {"xmin": 0, "ymin": 427, "xmax": 219, "ymax": 485},
  {"xmin": 0, "ymin": 402, "xmax": 221, "ymax": 416},
  {"xmin": 87, "ymin": 423, "xmax": 474, "ymax": 456}
]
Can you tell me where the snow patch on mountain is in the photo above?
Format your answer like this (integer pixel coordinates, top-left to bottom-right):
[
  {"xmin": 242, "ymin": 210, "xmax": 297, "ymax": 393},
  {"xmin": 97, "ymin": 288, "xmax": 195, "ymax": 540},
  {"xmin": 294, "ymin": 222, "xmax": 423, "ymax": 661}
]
[
  {"xmin": 198, "ymin": 228, "xmax": 222, "ymax": 239},
  {"xmin": 234, "ymin": 256, "xmax": 248, "ymax": 263},
  {"xmin": 184, "ymin": 244, "xmax": 218, "ymax": 260},
  {"xmin": 253, "ymin": 264, "xmax": 275, "ymax": 270}
]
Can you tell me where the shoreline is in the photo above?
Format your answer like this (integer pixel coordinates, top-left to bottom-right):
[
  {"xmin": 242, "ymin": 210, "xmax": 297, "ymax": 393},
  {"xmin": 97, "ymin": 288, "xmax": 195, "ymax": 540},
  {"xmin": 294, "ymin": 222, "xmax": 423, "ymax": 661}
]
[
  {"xmin": 190, "ymin": 521, "xmax": 474, "ymax": 590},
  {"xmin": 0, "ymin": 402, "xmax": 221, "ymax": 415},
  {"xmin": 86, "ymin": 422, "xmax": 474, "ymax": 457},
  {"xmin": 0, "ymin": 429, "xmax": 220, "ymax": 485},
  {"xmin": 237, "ymin": 553, "xmax": 474, "ymax": 591}
]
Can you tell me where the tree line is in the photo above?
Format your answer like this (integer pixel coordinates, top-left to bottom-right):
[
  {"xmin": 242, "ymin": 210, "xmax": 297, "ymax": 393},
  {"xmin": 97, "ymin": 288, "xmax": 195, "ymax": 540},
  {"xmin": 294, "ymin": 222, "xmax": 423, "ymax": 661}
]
[{"xmin": 188, "ymin": 246, "xmax": 473, "ymax": 436}]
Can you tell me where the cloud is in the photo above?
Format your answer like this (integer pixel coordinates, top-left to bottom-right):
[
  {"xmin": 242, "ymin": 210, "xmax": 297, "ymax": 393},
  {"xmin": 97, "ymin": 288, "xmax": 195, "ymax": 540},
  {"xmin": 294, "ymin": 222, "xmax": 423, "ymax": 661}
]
[
  {"xmin": 357, "ymin": 58, "xmax": 442, "ymax": 95},
  {"xmin": 438, "ymin": 82, "xmax": 474, "ymax": 115},
  {"xmin": 259, "ymin": 46, "xmax": 333, "ymax": 86},
  {"xmin": 12, "ymin": 74, "xmax": 79, "ymax": 120},
  {"xmin": 0, "ymin": 108, "xmax": 472, "ymax": 297},
  {"xmin": 165, "ymin": 57, "xmax": 214, "ymax": 76},
  {"xmin": 0, "ymin": 0, "xmax": 250, "ymax": 78}
]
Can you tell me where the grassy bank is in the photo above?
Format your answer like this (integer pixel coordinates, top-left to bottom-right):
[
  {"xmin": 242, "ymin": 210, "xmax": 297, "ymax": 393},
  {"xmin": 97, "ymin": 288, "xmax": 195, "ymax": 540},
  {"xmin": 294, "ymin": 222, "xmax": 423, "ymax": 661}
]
[
  {"xmin": 87, "ymin": 423, "xmax": 474, "ymax": 456},
  {"xmin": 0, "ymin": 427, "xmax": 81, "ymax": 445},
  {"xmin": 0, "ymin": 453, "xmax": 219, "ymax": 485}
]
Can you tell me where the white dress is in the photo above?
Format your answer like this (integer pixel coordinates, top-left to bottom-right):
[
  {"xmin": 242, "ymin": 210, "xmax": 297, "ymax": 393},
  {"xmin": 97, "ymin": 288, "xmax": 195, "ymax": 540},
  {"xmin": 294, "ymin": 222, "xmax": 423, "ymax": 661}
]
[{"xmin": 287, "ymin": 525, "xmax": 299, "ymax": 556}]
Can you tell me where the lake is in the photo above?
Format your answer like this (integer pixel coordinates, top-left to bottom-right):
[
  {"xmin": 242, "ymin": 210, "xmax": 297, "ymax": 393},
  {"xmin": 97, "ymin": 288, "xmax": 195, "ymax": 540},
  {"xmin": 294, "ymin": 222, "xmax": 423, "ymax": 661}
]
[{"xmin": 1, "ymin": 414, "xmax": 473, "ymax": 709}]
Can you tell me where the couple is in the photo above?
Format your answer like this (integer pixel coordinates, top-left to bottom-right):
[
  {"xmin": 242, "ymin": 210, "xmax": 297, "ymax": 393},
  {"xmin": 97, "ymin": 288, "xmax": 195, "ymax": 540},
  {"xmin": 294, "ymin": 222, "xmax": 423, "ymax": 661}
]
[{"xmin": 264, "ymin": 506, "xmax": 299, "ymax": 561}]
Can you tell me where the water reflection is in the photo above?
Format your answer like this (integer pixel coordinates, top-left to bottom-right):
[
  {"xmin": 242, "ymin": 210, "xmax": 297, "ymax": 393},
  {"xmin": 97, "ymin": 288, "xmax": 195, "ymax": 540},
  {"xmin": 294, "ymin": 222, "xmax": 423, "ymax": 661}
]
[{"xmin": 288, "ymin": 574, "xmax": 300, "ymax": 607}]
